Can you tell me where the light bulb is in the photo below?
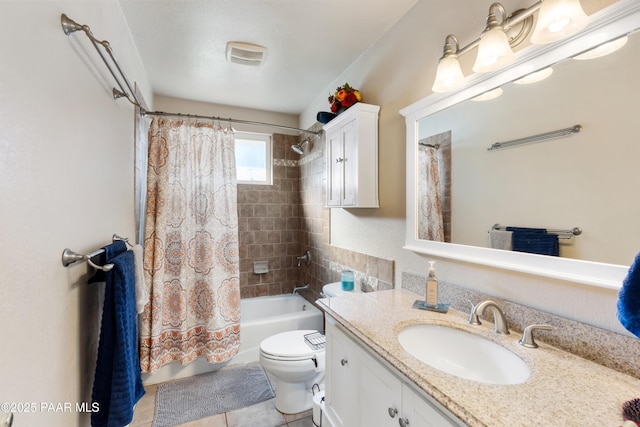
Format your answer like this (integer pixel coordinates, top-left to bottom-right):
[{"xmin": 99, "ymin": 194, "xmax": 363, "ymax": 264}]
[
  {"xmin": 531, "ymin": 0, "xmax": 589, "ymax": 45},
  {"xmin": 432, "ymin": 55, "xmax": 465, "ymax": 93},
  {"xmin": 473, "ymin": 26, "xmax": 516, "ymax": 73}
]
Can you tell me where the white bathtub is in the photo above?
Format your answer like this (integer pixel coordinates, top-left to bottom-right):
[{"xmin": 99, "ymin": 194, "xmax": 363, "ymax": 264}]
[
  {"xmin": 235, "ymin": 294, "xmax": 324, "ymax": 364},
  {"xmin": 143, "ymin": 293, "xmax": 324, "ymax": 385}
]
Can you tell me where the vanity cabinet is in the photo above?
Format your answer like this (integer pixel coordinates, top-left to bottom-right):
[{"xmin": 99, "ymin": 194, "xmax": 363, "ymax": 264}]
[
  {"xmin": 324, "ymin": 316, "xmax": 462, "ymax": 427},
  {"xmin": 323, "ymin": 102, "xmax": 380, "ymax": 208}
]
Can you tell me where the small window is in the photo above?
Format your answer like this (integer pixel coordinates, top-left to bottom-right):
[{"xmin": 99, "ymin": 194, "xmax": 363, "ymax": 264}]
[{"xmin": 235, "ymin": 132, "xmax": 272, "ymax": 185}]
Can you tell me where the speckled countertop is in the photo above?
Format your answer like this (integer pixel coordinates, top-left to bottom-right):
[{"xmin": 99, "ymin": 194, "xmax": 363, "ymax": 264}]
[{"xmin": 317, "ymin": 289, "xmax": 640, "ymax": 427}]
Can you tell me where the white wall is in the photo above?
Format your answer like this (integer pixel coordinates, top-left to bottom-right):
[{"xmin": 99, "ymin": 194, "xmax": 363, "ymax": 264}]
[
  {"xmin": 299, "ymin": 0, "xmax": 630, "ymax": 335},
  {"xmin": 0, "ymin": 2, "xmax": 150, "ymax": 426}
]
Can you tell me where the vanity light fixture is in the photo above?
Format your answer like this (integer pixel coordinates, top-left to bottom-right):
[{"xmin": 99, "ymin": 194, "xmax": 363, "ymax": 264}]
[
  {"xmin": 432, "ymin": 35, "xmax": 466, "ymax": 93},
  {"xmin": 573, "ymin": 36, "xmax": 629, "ymax": 60},
  {"xmin": 472, "ymin": 4, "xmax": 516, "ymax": 73},
  {"xmin": 431, "ymin": 0, "xmax": 591, "ymax": 93},
  {"xmin": 471, "ymin": 87, "xmax": 503, "ymax": 101},
  {"xmin": 513, "ymin": 67, "xmax": 554, "ymax": 84},
  {"xmin": 530, "ymin": 0, "xmax": 589, "ymax": 45}
]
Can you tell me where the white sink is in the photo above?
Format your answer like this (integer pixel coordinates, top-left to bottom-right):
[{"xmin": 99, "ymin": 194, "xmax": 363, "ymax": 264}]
[{"xmin": 398, "ymin": 324, "xmax": 530, "ymax": 385}]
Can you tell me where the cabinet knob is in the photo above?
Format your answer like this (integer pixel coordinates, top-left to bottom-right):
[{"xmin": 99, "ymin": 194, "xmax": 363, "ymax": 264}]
[
  {"xmin": 388, "ymin": 407, "xmax": 398, "ymax": 418},
  {"xmin": 336, "ymin": 157, "xmax": 344, "ymax": 163},
  {"xmin": 399, "ymin": 417, "xmax": 410, "ymax": 427},
  {"xmin": 340, "ymin": 358, "xmax": 348, "ymax": 366}
]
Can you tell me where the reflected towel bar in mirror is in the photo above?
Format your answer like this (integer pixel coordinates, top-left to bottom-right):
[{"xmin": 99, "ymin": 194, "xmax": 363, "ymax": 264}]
[
  {"xmin": 491, "ymin": 224, "xmax": 582, "ymax": 239},
  {"xmin": 488, "ymin": 124, "xmax": 582, "ymax": 151}
]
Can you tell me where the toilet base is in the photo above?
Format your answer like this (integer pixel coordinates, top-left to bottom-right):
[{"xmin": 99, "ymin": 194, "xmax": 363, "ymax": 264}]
[{"xmin": 273, "ymin": 380, "xmax": 314, "ymax": 414}]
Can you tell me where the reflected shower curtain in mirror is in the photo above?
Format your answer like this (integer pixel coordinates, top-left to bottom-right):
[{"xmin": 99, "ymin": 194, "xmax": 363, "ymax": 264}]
[
  {"xmin": 140, "ymin": 117, "xmax": 240, "ymax": 373},
  {"xmin": 418, "ymin": 143, "xmax": 445, "ymax": 241}
]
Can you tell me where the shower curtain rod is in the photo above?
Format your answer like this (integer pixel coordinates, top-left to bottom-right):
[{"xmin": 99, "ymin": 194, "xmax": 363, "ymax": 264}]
[
  {"xmin": 141, "ymin": 110, "xmax": 322, "ymax": 136},
  {"xmin": 60, "ymin": 13, "xmax": 322, "ymax": 137}
]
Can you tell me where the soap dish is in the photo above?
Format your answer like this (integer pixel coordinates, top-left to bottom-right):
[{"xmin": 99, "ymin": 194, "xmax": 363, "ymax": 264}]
[{"xmin": 412, "ymin": 300, "xmax": 450, "ymax": 313}]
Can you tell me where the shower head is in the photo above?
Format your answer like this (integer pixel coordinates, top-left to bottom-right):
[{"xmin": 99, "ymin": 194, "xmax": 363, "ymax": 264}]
[
  {"xmin": 291, "ymin": 138, "xmax": 310, "ymax": 154},
  {"xmin": 61, "ymin": 14, "xmax": 84, "ymax": 35}
]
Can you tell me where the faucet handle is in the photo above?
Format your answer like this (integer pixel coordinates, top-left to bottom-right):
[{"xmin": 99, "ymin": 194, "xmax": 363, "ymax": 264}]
[
  {"xmin": 467, "ymin": 300, "xmax": 481, "ymax": 325},
  {"xmin": 518, "ymin": 324, "xmax": 553, "ymax": 348}
]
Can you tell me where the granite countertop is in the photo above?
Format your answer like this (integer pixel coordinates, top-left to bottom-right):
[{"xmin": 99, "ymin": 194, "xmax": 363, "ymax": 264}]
[{"xmin": 317, "ymin": 289, "xmax": 640, "ymax": 427}]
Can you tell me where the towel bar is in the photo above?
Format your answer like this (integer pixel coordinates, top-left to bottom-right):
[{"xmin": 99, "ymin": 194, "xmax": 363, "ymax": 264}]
[
  {"xmin": 61, "ymin": 234, "xmax": 130, "ymax": 271},
  {"xmin": 491, "ymin": 224, "xmax": 582, "ymax": 239}
]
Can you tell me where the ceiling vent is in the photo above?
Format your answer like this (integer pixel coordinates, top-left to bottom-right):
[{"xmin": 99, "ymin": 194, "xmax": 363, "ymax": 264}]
[{"xmin": 225, "ymin": 42, "xmax": 268, "ymax": 66}]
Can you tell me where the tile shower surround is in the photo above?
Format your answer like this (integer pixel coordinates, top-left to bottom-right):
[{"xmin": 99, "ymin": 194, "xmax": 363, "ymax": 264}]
[
  {"xmin": 237, "ymin": 130, "xmax": 394, "ymax": 300},
  {"xmin": 403, "ymin": 271, "xmax": 640, "ymax": 378}
]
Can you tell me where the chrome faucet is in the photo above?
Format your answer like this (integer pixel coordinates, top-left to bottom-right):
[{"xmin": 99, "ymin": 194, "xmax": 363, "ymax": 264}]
[
  {"xmin": 468, "ymin": 300, "xmax": 510, "ymax": 334},
  {"xmin": 292, "ymin": 283, "xmax": 310, "ymax": 294},
  {"xmin": 518, "ymin": 324, "xmax": 553, "ymax": 348},
  {"xmin": 296, "ymin": 250, "xmax": 311, "ymax": 267}
]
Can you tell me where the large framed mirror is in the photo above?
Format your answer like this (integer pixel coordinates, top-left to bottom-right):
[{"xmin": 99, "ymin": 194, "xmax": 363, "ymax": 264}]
[{"xmin": 401, "ymin": 0, "xmax": 640, "ymax": 290}]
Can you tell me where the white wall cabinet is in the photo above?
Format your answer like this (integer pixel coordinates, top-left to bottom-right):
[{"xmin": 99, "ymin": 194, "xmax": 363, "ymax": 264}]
[
  {"xmin": 324, "ymin": 316, "xmax": 463, "ymax": 427},
  {"xmin": 323, "ymin": 103, "xmax": 380, "ymax": 208}
]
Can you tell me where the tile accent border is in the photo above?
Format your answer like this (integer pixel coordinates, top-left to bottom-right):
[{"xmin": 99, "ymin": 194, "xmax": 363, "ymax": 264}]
[{"xmin": 402, "ymin": 271, "xmax": 640, "ymax": 378}]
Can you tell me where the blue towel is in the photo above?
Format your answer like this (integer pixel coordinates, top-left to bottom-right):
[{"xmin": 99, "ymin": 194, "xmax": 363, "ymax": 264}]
[
  {"xmin": 505, "ymin": 227, "xmax": 547, "ymax": 234},
  {"xmin": 617, "ymin": 252, "xmax": 640, "ymax": 338},
  {"xmin": 509, "ymin": 229, "xmax": 559, "ymax": 256},
  {"xmin": 91, "ymin": 250, "xmax": 145, "ymax": 427},
  {"xmin": 88, "ymin": 241, "xmax": 128, "ymax": 283}
]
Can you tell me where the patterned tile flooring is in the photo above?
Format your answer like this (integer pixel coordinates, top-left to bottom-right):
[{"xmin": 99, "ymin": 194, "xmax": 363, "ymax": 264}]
[{"xmin": 130, "ymin": 370, "xmax": 316, "ymax": 427}]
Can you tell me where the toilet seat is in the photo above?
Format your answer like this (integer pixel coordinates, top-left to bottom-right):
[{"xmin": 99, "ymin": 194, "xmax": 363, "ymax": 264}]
[{"xmin": 260, "ymin": 330, "xmax": 323, "ymax": 361}]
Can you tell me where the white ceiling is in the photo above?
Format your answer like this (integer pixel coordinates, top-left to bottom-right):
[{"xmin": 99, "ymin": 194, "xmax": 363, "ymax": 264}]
[{"xmin": 119, "ymin": 0, "xmax": 420, "ymax": 115}]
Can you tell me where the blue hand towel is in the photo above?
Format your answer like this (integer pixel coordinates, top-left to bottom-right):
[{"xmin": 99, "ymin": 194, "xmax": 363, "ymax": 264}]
[
  {"xmin": 505, "ymin": 226, "xmax": 547, "ymax": 234},
  {"xmin": 507, "ymin": 227, "xmax": 559, "ymax": 257},
  {"xmin": 91, "ymin": 250, "xmax": 145, "ymax": 427},
  {"xmin": 617, "ymin": 252, "xmax": 640, "ymax": 338},
  {"xmin": 88, "ymin": 241, "xmax": 128, "ymax": 283}
]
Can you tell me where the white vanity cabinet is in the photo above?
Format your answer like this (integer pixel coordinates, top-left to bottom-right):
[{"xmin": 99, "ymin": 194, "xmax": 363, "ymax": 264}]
[
  {"xmin": 324, "ymin": 316, "xmax": 462, "ymax": 427},
  {"xmin": 323, "ymin": 102, "xmax": 380, "ymax": 208}
]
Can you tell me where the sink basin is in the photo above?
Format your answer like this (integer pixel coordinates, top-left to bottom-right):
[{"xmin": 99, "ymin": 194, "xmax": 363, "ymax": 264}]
[{"xmin": 398, "ymin": 324, "xmax": 530, "ymax": 385}]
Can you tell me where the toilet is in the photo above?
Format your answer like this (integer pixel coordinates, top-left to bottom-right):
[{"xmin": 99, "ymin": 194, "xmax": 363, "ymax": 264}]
[
  {"xmin": 259, "ymin": 329, "xmax": 326, "ymax": 414},
  {"xmin": 258, "ymin": 282, "xmax": 352, "ymax": 414}
]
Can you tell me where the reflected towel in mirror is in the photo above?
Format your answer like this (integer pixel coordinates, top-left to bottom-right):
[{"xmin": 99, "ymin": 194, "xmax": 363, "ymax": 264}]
[
  {"xmin": 506, "ymin": 227, "xmax": 559, "ymax": 257},
  {"xmin": 489, "ymin": 230, "xmax": 513, "ymax": 250}
]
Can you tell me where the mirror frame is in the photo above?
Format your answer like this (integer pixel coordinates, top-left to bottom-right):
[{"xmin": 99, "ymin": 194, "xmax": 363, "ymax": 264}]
[{"xmin": 400, "ymin": 0, "xmax": 640, "ymax": 290}]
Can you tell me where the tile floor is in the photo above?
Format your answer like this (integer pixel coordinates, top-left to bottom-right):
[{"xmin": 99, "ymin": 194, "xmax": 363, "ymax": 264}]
[{"xmin": 130, "ymin": 369, "xmax": 316, "ymax": 427}]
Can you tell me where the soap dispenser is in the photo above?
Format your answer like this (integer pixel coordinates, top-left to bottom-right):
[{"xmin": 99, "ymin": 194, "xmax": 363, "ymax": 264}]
[{"xmin": 426, "ymin": 261, "xmax": 438, "ymax": 307}]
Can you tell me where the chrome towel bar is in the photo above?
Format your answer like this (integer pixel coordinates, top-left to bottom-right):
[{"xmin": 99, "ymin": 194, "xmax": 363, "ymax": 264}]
[
  {"xmin": 488, "ymin": 124, "xmax": 582, "ymax": 151},
  {"xmin": 491, "ymin": 224, "xmax": 582, "ymax": 239},
  {"xmin": 62, "ymin": 234, "xmax": 131, "ymax": 272}
]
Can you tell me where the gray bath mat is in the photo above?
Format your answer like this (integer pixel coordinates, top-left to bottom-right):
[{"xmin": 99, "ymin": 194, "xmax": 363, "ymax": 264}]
[{"xmin": 152, "ymin": 362, "xmax": 275, "ymax": 427}]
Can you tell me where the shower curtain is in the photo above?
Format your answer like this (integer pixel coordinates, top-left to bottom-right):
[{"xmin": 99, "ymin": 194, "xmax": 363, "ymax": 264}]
[
  {"xmin": 418, "ymin": 144, "xmax": 445, "ymax": 241},
  {"xmin": 139, "ymin": 117, "xmax": 240, "ymax": 373}
]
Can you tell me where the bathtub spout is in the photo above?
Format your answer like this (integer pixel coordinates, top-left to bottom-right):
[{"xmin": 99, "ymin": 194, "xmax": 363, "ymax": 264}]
[{"xmin": 292, "ymin": 283, "xmax": 310, "ymax": 294}]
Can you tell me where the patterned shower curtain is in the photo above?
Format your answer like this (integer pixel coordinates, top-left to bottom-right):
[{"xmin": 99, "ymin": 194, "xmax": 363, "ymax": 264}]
[
  {"xmin": 139, "ymin": 117, "xmax": 240, "ymax": 373},
  {"xmin": 418, "ymin": 144, "xmax": 445, "ymax": 241}
]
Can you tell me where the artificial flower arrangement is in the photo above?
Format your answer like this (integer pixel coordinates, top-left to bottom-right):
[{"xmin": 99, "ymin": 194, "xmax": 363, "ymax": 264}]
[{"xmin": 328, "ymin": 83, "xmax": 362, "ymax": 113}]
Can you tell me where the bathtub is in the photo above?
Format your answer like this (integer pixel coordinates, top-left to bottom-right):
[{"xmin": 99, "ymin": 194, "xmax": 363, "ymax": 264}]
[
  {"xmin": 235, "ymin": 294, "xmax": 324, "ymax": 364},
  {"xmin": 143, "ymin": 293, "xmax": 324, "ymax": 385}
]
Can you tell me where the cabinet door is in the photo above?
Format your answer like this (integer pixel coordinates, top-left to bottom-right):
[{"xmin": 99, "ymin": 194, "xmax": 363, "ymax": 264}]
[
  {"xmin": 357, "ymin": 345, "xmax": 402, "ymax": 427},
  {"xmin": 402, "ymin": 385, "xmax": 461, "ymax": 427},
  {"xmin": 325, "ymin": 321, "xmax": 358, "ymax": 427},
  {"xmin": 340, "ymin": 119, "xmax": 357, "ymax": 206},
  {"xmin": 326, "ymin": 127, "xmax": 344, "ymax": 207}
]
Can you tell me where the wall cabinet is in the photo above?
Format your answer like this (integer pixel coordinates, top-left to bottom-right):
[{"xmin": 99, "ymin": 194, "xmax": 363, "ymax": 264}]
[
  {"xmin": 324, "ymin": 316, "xmax": 463, "ymax": 427},
  {"xmin": 323, "ymin": 103, "xmax": 380, "ymax": 208}
]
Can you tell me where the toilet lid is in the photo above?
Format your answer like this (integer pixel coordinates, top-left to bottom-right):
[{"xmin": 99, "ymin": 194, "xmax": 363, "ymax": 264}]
[{"xmin": 260, "ymin": 330, "xmax": 323, "ymax": 360}]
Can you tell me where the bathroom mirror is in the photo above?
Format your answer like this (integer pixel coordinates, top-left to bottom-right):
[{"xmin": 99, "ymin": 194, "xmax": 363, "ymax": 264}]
[{"xmin": 401, "ymin": 1, "xmax": 640, "ymax": 289}]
